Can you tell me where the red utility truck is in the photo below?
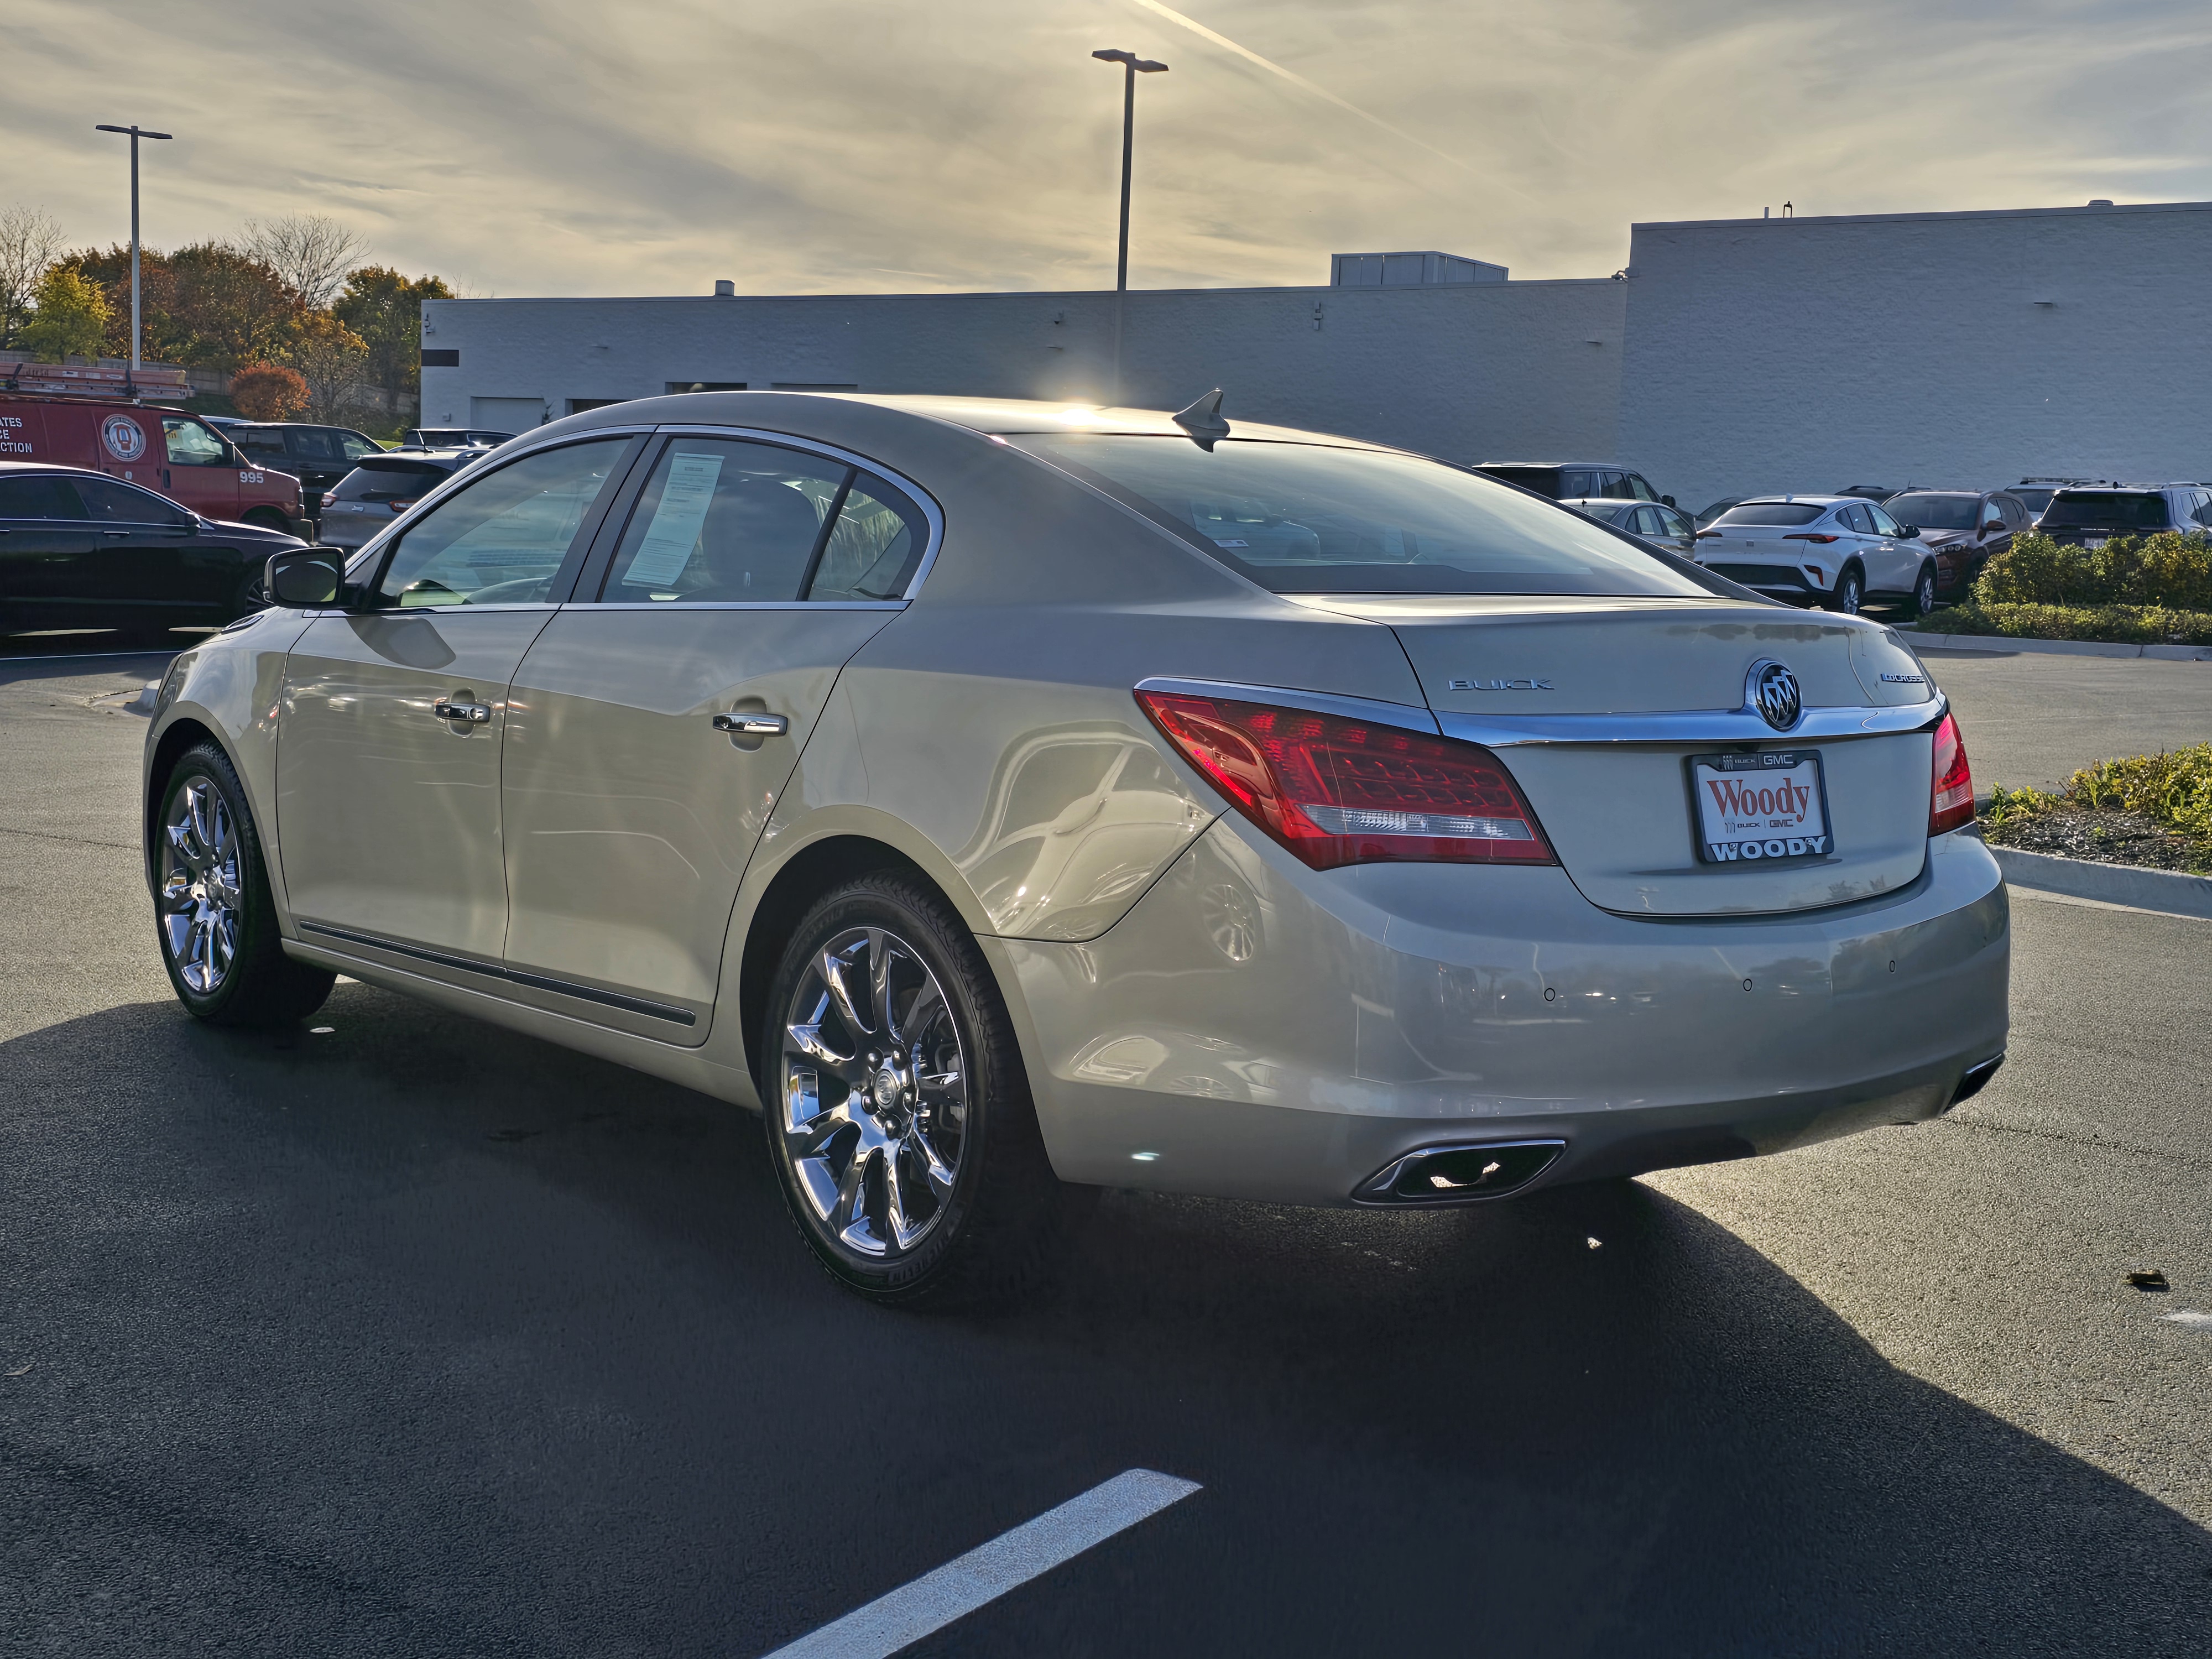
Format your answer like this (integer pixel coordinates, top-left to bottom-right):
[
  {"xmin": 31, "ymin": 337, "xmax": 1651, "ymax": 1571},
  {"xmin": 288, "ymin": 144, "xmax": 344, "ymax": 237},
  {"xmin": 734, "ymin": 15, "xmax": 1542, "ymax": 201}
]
[{"xmin": 0, "ymin": 362, "xmax": 306, "ymax": 534}]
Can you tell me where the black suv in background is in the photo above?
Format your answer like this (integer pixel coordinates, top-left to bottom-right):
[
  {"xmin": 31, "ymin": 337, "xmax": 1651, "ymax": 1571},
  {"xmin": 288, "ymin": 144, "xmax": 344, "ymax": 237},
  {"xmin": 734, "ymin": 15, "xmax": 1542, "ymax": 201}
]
[
  {"xmin": 227, "ymin": 423, "xmax": 385, "ymax": 521},
  {"xmin": 1475, "ymin": 461, "xmax": 1676, "ymax": 508},
  {"xmin": 2039, "ymin": 484, "xmax": 2212, "ymax": 547}
]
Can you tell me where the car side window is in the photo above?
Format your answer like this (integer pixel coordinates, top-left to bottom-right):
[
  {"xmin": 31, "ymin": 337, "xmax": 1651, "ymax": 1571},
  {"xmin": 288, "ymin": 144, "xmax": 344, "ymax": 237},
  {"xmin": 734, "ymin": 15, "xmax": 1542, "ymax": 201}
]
[
  {"xmin": 290, "ymin": 429, "xmax": 340, "ymax": 462},
  {"xmin": 1556, "ymin": 469, "xmax": 1595, "ymax": 499},
  {"xmin": 162, "ymin": 418, "xmax": 231, "ymax": 467},
  {"xmin": 338, "ymin": 432, "xmax": 380, "ymax": 461},
  {"xmin": 1840, "ymin": 503, "xmax": 1874, "ymax": 534},
  {"xmin": 808, "ymin": 472, "xmax": 930, "ymax": 601},
  {"xmin": 2194, "ymin": 492, "xmax": 2212, "ymax": 529},
  {"xmin": 1656, "ymin": 506, "xmax": 1693, "ymax": 538},
  {"xmin": 1980, "ymin": 498, "xmax": 2006, "ymax": 531},
  {"xmin": 1599, "ymin": 471, "xmax": 1636, "ymax": 500},
  {"xmin": 601, "ymin": 439, "xmax": 847, "ymax": 602},
  {"xmin": 1866, "ymin": 503, "xmax": 1904, "ymax": 538},
  {"xmin": 1626, "ymin": 473, "xmax": 1660, "ymax": 502},
  {"xmin": 0, "ymin": 474, "xmax": 90, "ymax": 519},
  {"xmin": 235, "ymin": 429, "xmax": 289, "ymax": 463},
  {"xmin": 76, "ymin": 477, "xmax": 195, "ymax": 526},
  {"xmin": 373, "ymin": 439, "xmax": 630, "ymax": 608}
]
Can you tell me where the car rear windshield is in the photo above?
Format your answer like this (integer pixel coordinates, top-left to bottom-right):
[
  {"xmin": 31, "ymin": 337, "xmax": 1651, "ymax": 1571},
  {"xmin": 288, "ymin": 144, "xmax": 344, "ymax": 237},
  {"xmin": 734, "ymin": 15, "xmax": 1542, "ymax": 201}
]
[
  {"xmin": 2042, "ymin": 492, "xmax": 2171, "ymax": 529},
  {"xmin": 1885, "ymin": 493, "xmax": 1979, "ymax": 530},
  {"xmin": 333, "ymin": 457, "xmax": 453, "ymax": 503},
  {"xmin": 1011, "ymin": 436, "xmax": 1712, "ymax": 597},
  {"xmin": 1710, "ymin": 502, "xmax": 1828, "ymax": 527}
]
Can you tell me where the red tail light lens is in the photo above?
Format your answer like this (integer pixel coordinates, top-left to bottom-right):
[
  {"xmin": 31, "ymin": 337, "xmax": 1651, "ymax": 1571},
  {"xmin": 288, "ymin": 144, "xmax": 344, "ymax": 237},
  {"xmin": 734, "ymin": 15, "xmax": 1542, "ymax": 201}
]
[
  {"xmin": 1783, "ymin": 533, "xmax": 1841, "ymax": 544},
  {"xmin": 1136, "ymin": 690, "xmax": 1555, "ymax": 870},
  {"xmin": 1929, "ymin": 711, "xmax": 1973, "ymax": 834}
]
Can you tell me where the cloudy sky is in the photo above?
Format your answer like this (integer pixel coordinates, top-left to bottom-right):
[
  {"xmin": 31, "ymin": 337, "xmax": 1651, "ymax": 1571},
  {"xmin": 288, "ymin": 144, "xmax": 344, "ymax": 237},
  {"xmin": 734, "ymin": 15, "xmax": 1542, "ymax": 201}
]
[{"xmin": 8, "ymin": 0, "xmax": 2211, "ymax": 298}]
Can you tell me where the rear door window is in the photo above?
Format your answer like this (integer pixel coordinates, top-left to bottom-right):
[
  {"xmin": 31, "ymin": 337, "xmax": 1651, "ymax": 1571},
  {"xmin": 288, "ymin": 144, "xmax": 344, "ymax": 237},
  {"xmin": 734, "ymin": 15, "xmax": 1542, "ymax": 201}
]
[
  {"xmin": 1014, "ymin": 435, "xmax": 1715, "ymax": 597},
  {"xmin": 0, "ymin": 474, "xmax": 89, "ymax": 519},
  {"xmin": 597, "ymin": 439, "xmax": 928, "ymax": 603}
]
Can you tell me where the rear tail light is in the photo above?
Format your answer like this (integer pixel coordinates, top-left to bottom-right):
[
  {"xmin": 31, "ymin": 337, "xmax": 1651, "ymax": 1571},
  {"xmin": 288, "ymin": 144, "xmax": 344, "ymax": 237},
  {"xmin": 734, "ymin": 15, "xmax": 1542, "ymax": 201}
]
[
  {"xmin": 1783, "ymin": 533, "xmax": 1841, "ymax": 544},
  {"xmin": 387, "ymin": 499, "xmax": 415, "ymax": 513},
  {"xmin": 1929, "ymin": 712, "xmax": 1973, "ymax": 834},
  {"xmin": 1136, "ymin": 690, "xmax": 1555, "ymax": 870}
]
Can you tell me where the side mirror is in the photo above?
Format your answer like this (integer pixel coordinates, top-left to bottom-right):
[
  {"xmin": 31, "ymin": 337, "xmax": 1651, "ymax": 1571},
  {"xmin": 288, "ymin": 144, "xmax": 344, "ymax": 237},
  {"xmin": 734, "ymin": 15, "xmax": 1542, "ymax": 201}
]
[
  {"xmin": 1900, "ymin": 525, "xmax": 1921, "ymax": 540},
  {"xmin": 265, "ymin": 547, "xmax": 347, "ymax": 608},
  {"xmin": 1662, "ymin": 494, "xmax": 1676, "ymax": 508}
]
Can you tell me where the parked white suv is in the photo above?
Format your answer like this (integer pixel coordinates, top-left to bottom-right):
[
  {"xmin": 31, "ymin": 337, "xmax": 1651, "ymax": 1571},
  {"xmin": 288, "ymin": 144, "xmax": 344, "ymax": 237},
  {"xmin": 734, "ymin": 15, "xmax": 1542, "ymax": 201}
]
[{"xmin": 1694, "ymin": 495, "xmax": 1933, "ymax": 615}]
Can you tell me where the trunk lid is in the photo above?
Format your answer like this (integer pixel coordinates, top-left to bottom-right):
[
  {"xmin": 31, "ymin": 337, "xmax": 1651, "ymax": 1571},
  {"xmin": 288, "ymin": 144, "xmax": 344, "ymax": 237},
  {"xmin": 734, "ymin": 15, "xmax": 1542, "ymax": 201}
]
[{"xmin": 1286, "ymin": 595, "xmax": 1939, "ymax": 916}]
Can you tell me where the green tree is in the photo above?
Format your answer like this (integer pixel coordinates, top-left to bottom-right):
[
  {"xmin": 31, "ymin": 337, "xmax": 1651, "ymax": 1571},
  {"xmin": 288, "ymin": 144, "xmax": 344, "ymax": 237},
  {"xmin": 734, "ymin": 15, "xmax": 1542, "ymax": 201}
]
[
  {"xmin": 164, "ymin": 242, "xmax": 299, "ymax": 369},
  {"xmin": 18, "ymin": 266, "xmax": 112, "ymax": 362},
  {"xmin": 335, "ymin": 265, "xmax": 451, "ymax": 401}
]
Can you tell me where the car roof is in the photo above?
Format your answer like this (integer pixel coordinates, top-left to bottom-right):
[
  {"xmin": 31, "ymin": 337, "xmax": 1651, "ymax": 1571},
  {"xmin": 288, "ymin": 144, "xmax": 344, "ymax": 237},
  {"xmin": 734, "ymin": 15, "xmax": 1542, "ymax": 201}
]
[
  {"xmin": 0, "ymin": 459, "xmax": 113, "ymax": 478},
  {"xmin": 1731, "ymin": 495, "xmax": 1856, "ymax": 508},
  {"xmin": 539, "ymin": 391, "xmax": 1402, "ymax": 453},
  {"xmin": 1476, "ymin": 460, "xmax": 1620, "ymax": 469}
]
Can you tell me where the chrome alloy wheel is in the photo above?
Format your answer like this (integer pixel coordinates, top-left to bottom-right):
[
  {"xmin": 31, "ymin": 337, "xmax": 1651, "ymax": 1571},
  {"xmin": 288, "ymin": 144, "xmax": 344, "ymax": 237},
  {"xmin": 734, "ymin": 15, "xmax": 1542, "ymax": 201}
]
[
  {"xmin": 160, "ymin": 779, "xmax": 242, "ymax": 994},
  {"xmin": 780, "ymin": 926, "xmax": 968, "ymax": 1258}
]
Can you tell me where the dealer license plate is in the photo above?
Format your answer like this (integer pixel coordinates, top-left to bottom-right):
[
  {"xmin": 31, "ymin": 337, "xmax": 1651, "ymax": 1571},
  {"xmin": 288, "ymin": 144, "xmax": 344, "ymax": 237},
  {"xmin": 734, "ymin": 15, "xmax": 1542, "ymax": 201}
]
[{"xmin": 1688, "ymin": 750, "xmax": 1833, "ymax": 864}]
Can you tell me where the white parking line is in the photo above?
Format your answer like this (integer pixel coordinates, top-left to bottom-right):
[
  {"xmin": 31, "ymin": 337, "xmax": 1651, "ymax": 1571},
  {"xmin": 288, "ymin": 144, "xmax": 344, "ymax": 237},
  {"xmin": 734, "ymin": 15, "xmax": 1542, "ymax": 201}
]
[{"xmin": 760, "ymin": 1468, "xmax": 1201, "ymax": 1658}]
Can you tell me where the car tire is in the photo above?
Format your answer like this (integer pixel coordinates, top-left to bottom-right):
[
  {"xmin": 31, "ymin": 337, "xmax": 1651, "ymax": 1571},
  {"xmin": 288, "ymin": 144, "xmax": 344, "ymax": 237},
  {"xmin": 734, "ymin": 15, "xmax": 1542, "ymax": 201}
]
[
  {"xmin": 242, "ymin": 507, "xmax": 290, "ymax": 534},
  {"xmin": 1827, "ymin": 565, "xmax": 1865, "ymax": 615},
  {"xmin": 1911, "ymin": 564, "xmax": 1938, "ymax": 618},
  {"xmin": 761, "ymin": 872, "xmax": 1078, "ymax": 1307},
  {"xmin": 154, "ymin": 741, "xmax": 336, "ymax": 1027}
]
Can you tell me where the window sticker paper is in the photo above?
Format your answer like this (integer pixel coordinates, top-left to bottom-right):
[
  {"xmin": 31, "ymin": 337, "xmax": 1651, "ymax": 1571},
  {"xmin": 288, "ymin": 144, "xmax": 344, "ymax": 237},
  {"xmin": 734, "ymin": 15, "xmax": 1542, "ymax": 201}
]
[{"xmin": 623, "ymin": 451, "xmax": 726, "ymax": 587}]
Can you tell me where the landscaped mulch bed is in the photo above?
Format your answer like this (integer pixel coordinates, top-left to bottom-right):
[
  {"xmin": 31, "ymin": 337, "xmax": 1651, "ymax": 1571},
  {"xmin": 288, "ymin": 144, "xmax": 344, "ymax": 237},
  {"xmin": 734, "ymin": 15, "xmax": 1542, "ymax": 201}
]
[{"xmin": 1978, "ymin": 807, "xmax": 2205, "ymax": 873}]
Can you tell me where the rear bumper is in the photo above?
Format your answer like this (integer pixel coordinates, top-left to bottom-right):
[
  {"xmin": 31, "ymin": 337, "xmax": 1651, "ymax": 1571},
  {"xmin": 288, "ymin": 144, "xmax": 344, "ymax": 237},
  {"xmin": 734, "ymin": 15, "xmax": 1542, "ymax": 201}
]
[{"xmin": 998, "ymin": 819, "xmax": 2008, "ymax": 1206}]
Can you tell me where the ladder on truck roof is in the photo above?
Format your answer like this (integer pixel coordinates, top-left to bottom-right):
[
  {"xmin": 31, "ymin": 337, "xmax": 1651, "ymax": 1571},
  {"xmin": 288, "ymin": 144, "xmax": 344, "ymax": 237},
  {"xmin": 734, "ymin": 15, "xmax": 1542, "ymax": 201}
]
[{"xmin": 1, "ymin": 359, "xmax": 192, "ymax": 401}]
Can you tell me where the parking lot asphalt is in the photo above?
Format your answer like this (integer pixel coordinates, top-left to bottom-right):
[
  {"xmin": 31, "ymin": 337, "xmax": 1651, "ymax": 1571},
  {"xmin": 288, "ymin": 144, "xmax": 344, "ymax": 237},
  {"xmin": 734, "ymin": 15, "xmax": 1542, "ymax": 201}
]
[
  {"xmin": 1917, "ymin": 645, "xmax": 2212, "ymax": 791},
  {"xmin": 6, "ymin": 650, "xmax": 2212, "ymax": 1657}
]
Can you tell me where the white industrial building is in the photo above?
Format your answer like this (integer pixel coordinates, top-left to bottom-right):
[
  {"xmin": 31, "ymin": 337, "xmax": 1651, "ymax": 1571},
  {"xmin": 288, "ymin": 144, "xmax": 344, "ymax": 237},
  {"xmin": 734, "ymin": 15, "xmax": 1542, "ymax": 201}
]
[{"xmin": 421, "ymin": 199, "xmax": 2212, "ymax": 514}]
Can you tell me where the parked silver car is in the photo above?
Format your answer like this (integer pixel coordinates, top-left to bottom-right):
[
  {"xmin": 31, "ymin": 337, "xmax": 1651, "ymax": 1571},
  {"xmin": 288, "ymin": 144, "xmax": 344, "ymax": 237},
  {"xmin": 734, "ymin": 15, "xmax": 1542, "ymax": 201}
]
[
  {"xmin": 1561, "ymin": 496, "xmax": 1698, "ymax": 555},
  {"xmin": 1694, "ymin": 495, "xmax": 1937, "ymax": 615},
  {"xmin": 143, "ymin": 393, "xmax": 2008, "ymax": 1303}
]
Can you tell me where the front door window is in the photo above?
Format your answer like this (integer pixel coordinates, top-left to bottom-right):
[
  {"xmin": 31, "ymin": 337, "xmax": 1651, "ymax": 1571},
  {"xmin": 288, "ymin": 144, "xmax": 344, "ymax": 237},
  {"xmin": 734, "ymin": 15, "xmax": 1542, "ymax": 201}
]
[{"xmin": 372, "ymin": 439, "xmax": 631, "ymax": 608}]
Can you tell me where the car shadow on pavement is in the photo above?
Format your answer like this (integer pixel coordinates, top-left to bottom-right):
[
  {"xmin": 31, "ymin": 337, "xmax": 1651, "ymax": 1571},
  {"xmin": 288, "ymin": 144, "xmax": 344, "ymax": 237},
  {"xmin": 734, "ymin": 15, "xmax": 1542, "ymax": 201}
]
[{"xmin": 6, "ymin": 985, "xmax": 2210, "ymax": 1658}]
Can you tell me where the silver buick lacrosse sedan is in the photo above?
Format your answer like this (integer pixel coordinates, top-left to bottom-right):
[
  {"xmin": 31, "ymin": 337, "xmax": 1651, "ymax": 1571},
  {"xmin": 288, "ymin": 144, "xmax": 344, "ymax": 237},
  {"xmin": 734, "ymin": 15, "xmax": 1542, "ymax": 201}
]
[{"xmin": 143, "ymin": 392, "xmax": 2007, "ymax": 1302}]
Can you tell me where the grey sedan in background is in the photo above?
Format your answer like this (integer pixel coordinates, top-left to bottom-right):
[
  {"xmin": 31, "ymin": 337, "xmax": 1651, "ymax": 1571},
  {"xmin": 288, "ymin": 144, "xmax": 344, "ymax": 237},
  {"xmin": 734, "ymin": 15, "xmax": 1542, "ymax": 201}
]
[
  {"xmin": 315, "ymin": 449, "xmax": 486, "ymax": 552},
  {"xmin": 142, "ymin": 393, "xmax": 2008, "ymax": 1305},
  {"xmin": 1562, "ymin": 496, "xmax": 1698, "ymax": 554}
]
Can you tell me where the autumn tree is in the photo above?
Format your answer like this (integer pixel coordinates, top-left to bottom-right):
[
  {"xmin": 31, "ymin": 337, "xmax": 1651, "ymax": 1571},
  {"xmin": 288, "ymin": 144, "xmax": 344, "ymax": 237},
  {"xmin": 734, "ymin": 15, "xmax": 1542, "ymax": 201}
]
[
  {"xmin": 229, "ymin": 363, "xmax": 310, "ymax": 420},
  {"xmin": 282, "ymin": 310, "xmax": 371, "ymax": 422},
  {"xmin": 18, "ymin": 267, "xmax": 113, "ymax": 362},
  {"xmin": 0, "ymin": 204, "xmax": 66, "ymax": 349},
  {"xmin": 335, "ymin": 266, "xmax": 452, "ymax": 403}
]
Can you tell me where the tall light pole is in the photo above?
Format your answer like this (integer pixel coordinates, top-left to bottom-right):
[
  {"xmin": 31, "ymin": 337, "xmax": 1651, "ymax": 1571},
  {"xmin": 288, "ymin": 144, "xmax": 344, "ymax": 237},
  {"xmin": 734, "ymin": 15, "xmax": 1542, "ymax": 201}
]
[
  {"xmin": 94, "ymin": 123, "xmax": 173, "ymax": 372},
  {"xmin": 1091, "ymin": 49, "xmax": 1166, "ymax": 405}
]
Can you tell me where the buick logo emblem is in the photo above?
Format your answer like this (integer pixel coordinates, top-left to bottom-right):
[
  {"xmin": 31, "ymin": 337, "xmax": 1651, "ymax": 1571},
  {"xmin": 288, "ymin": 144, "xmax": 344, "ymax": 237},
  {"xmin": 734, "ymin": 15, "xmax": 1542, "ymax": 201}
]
[{"xmin": 1748, "ymin": 660, "xmax": 1802, "ymax": 731}]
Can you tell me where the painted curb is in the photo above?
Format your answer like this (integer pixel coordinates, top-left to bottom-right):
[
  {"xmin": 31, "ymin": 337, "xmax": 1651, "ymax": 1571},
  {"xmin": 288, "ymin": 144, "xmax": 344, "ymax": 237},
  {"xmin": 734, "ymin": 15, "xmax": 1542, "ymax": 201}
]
[
  {"xmin": 1990, "ymin": 845, "xmax": 2212, "ymax": 920},
  {"xmin": 1903, "ymin": 629, "xmax": 2212, "ymax": 662}
]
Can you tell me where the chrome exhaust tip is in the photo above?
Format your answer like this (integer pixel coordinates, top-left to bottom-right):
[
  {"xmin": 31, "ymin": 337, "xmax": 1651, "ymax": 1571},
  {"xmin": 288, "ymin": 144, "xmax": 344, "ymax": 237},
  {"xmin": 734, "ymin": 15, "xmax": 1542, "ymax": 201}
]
[{"xmin": 1352, "ymin": 1139, "xmax": 1566, "ymax": 1206}]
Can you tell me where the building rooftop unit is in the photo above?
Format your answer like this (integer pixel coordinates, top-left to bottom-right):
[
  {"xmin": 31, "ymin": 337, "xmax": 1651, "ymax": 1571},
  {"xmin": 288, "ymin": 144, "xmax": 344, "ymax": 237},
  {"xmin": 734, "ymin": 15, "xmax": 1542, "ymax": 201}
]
[{"xmin": 1331, "ymin": 251, "xmax": 1507, "ymax": 287}]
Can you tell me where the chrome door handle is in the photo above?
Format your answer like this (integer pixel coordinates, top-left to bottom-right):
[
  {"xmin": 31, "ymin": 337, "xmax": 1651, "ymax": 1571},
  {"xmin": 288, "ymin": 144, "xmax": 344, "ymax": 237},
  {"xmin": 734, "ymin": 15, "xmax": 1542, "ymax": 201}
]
[
  {"xmin": 712, "ymin": 712, "xmax": 788, "ymax": 736},
  {"xmin": 435, "ymin": 700, "xmax": 493, "ymax": 724},
  {"xmin": 101, "ymin": 530, "xmax": 131, "ymax": 538}
]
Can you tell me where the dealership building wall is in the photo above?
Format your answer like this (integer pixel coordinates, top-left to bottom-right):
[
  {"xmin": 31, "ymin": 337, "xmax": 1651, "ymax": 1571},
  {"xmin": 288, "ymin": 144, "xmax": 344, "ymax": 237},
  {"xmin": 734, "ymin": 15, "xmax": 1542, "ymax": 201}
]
[{"xmin": 422, "ymin": 199, "xmax": 2212, "ymax": 512}]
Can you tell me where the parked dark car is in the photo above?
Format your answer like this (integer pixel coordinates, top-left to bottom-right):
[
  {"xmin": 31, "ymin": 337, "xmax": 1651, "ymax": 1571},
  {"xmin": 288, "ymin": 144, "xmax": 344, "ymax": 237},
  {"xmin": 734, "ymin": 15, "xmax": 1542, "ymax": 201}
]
[
  {"xmin": 1884, "ymin": 489, "xmax": 2033, "ymax": 597},
  {"xmin": 1475, "ymin": 461, "xmax": 1675, "ymax": 507},
  {"xmin": 403, "ymin": 427, "xmax": 514, "ymax": 449},
  {"xmin": 315, "ymin": 450, "xmax": 486, "ymax": 552},
  {"xmin": 226, "ymin": 422, "xmax": 385, "ymax": 520},
  {"xmin": 2008, "ymin": 477, "xmax": 2111, "ymax": 523},
  {"xmin": 2038, "ymin": 483, "xmax": 2212, "ymax": 547},
  {"xmin": 0, "ymin": 461, "xmax": 302, "ymax": 644}
]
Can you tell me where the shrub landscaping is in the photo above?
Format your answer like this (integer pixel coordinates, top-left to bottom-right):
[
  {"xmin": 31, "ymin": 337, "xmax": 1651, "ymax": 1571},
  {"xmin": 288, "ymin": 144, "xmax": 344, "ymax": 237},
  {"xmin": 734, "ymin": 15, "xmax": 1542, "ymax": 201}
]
[
  {"xmin": 1980, "ymin": 742, "xmax": 2212, "ymax": 874},
  {"xmin": 1925, "ymin": 530, "xmax": 2212, "ymax": 644}
]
